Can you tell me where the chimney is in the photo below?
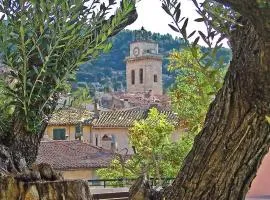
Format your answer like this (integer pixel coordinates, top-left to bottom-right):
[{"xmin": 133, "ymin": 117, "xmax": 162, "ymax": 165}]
[
  {"xmin": 94, "ymin": 98, "xmax": 99, "ymax": 119},
  {"xmin": 144, "ymin": 89, "xmax": 153, "ymax": 98}
]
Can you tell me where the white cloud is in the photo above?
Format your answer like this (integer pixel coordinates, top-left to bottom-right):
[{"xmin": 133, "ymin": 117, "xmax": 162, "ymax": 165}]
[{"xmin": 125, "ymin": 0, "xmax": 228, "ymax": 47}]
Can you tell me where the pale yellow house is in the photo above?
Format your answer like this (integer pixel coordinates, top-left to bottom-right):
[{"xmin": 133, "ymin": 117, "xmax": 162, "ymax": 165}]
[
  {"xmin": 45, "ymin": 106, "xmax": 180, "ymax": 148},
  {"xmin": 42, "ymin": 107, "xmax": 180, "ymax": 180},
  {"xmin": 45, "ymin": 107, "xmax": 180, "ymax": 153},
  {"xmin": 45, "ymin": 108, "xmax": 93, "ymax": 142}
]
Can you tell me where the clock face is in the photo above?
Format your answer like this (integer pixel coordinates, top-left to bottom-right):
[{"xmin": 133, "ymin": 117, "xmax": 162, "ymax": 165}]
[{"xmin": 133, "ymin": 47, "xmax": 140, "ymax": 57}]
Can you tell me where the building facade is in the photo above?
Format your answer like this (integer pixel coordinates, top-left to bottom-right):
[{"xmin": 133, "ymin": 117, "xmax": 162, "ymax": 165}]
[
  {"xmin": 45, "ymin": 107, "xmax": 180, "ymax": 154},
  {"xmin": 44, "ymin": 108, "xmax": 93, "ymax": 142},
  {"xmin": 126, "ymin": 41, "xmax": 163, "ymax": 95},
  {"xmin": 91, "ymin": 108, "xmax": 181, "ymax": 153}
]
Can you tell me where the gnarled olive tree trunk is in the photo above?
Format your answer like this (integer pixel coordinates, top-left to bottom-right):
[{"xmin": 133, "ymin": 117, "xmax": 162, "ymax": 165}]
[
  {"xmin": 0, "ymin": 114, "xmax": 50, "ymax": 173},
  {"xmin": 161, "ymin": 1, "xmax": 270, "ymax": 199}
]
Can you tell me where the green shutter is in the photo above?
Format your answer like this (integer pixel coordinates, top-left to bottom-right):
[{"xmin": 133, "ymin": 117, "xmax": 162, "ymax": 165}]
[
  {"xmin": 53, "ymin": 129, "xmax": 66, "ymax": 140},
  {"xmin": 75, "ymin": 125, "xmax": 81, "ymax": 133}
]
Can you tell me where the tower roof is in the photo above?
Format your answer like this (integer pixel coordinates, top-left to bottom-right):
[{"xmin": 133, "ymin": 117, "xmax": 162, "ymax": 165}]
[{"xmin": 134, "ymin": 26, "xmax": 153, "ymax": 42}]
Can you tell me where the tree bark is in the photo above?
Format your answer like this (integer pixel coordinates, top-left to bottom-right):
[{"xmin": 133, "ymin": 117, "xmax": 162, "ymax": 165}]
[
  {"xmin": 161, "ymin": 8, "xmax": 270, "ymax": 200},
  {"xmin": 0, "ymin": 119, "xmax": 47, "ymax": 173},
  {"xmin": 10, "ymin": 121, "xmax": 44, "ymax": 169}
]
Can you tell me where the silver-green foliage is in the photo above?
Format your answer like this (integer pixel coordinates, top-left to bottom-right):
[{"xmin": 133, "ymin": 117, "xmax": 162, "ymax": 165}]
[
  {"xmin": 162, "ymin": 0, "xmax": 227, "ymax": 153},
  {"xmin": 0, "ymin": 0, "xmax": 136, "ymax": 133},
  {"xmin": 168, "ymin": 48, "xmax": 225, "ymax": 134},
  {"xmin": 162, "ymin": 0, "xmax": 229, "ymax": 132}
]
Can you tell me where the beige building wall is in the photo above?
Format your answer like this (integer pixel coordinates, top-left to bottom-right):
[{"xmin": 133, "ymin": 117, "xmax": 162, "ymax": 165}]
[
  {"xmin": 82, "ymin": 126, "xmax": 91, "ymax": 143},
  {"xmin": 129, "ymin": 41, "xmax": 158, "ymax": 57},
  {"xmin": 91, "ymin": 127, "xmax": 134, "ymax": 153},
  {"xmin": 61, "ymin": 168, "xmax": 97, "ymax": 180},
  {"xmin": 126, "ymin": 58, "xmax": 163, "ymax": 95},
  {"xmin": 126, "ymin": 41, "xmax": 163, "ymax": 95},
  {"xmin": 45, "ymin": 125, "xmax": 91, "ymax": 142},
  {"xmin": 46, "ymin": 125, "xmax": 76, "ymax": 140},
  {"xmin": 92, "ymin": 127, "xmax": 182, "ymax": 154}
]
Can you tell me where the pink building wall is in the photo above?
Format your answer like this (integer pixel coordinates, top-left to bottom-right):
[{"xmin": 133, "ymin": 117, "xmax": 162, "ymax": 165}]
[{"xmin": 248, "ymin": 152, "xmax": 270, "ymax": 197}]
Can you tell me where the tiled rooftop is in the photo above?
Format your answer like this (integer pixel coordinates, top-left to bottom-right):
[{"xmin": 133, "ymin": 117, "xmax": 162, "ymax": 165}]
[
  {"xmin": 48, "ymin": 106, "xmax": 179, "ymax": 128},
  {"xmin": 92, "ymin": 108, "xmax": 179, "ymax": 128},
  {"xmin": 113, "ymin": 92, "xmax": 171, "ymax": 109},
  {"xmin": 36, "ymin": 140, "xmax": 113, "ymax": 170},
  {"xmin": 48, "ymin": 108, "xmax": 93, "ymax": 126}
]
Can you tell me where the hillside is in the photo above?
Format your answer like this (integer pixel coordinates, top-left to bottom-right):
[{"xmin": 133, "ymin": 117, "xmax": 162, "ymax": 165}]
[{"xmin": 76, "ymin": 30, "xmax": 232, "ymax": 93}]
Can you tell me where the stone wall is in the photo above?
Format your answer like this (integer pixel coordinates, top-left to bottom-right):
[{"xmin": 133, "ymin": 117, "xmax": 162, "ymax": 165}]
[
  {"xmin": 0, "ymin": 175, "xmax": 92, "ymax": 200},
  {"xmin": 126, "ymin": 40, "xmax": 163, "ymax": 96},
  {"xmin": 61, "ymin": 169, "xmax": 95, "ymax": 180},
  {"xmin": 126, "ymin": 57, "xmax": 163, "ymax": 95}
]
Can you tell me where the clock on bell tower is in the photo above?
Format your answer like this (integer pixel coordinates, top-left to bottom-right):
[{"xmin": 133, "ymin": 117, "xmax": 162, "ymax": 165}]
[
  {"xmin": 133, "ymin": 47, "xmax": 140, "ymax": 57},
  {"xmin": 125, "ymin": 36, "xmax": 163, "ymax": 95}
]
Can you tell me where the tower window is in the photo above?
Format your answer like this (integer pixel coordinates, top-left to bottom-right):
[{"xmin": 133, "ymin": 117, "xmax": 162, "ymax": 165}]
[
  {"xmin": 131, "ymin": 70, "xmax": 135, "ymax": 85},
  {"xmin": 154, "ymin": 74, "xmax": 158, "ymax": 82},
  {"xmin": 139, "ymin": 68, "xmax": 143, "ymax": 84}
]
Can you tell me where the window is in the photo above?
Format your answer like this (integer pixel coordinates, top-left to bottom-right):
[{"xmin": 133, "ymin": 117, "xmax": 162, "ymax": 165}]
[
  {"xmin": 95, "ymin": 134, "xmax": 99, "ymax": 146},
  {"xmin": 75, "ymin": 124, "xmax": 81, "ymax": 133},
  {"xmin": 75, "ymin": 124, "xmax": 82, "ymax": 139},
  {"xmin": 139, "ymin": 68, "xmax": 143, "ymax": 84},
  {"xmin": 53, "ymin": 128, "xmax": 66, "ymax": 140},
  {"xmin": 154, "ymin": 74, "xmax": 158, "ymax": 82},
  {"xmin": 112, "ymin": 135, "xmax": 116, "ymax": 143},
  {"xmin": 131, "ymin": 70, "xmax": 135, "ymax": 85},
  {"xmin": 111, "ymin": 135, "xmax": 117, "ymax": 150}
]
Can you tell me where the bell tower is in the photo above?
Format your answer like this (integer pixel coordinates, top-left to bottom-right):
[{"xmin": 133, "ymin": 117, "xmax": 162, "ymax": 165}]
[{"xmin": 125, "ymin": 27, "xmax": 163, "ymax": 95}]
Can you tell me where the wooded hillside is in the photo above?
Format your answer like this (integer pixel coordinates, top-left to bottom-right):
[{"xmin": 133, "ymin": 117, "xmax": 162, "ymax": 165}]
[{"xmin": 77, "ymin": 30, "xmax": 232, "ymax": 91}]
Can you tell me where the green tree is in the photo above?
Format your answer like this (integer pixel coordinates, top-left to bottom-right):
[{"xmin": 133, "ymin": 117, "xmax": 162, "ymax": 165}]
[
  {"xmin": 0, "ymin": 0, "xmax": 137, "ymax": 171},
  {"xmin": 71, "ymin": 86, "xmax": 92, "ymax": 108},
  {"xmin": 168, "ymin": 47, "xmax": 225, "ymax": 134},
  {"xmin": 97, "ymin": 108, "xmax": 192, "ymax": 185},
  {"xmin": 129, "ymin": 108, "xmax": 175, "ymax": 184}
]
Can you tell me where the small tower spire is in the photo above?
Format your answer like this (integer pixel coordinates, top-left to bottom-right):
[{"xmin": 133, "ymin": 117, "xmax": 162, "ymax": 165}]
[{"xmin": 134, "ymin": 26, "xmax": 150, "ymax": 41}]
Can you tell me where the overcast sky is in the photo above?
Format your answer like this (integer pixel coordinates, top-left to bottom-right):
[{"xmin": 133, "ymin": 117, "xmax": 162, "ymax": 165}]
[
  {"xmin": 125, "ymin": 0, "xmax": 205, "ymax": 38},
  {"xmin": 122, "ymin": 0, "xmax": 228, "ymax": 47}
]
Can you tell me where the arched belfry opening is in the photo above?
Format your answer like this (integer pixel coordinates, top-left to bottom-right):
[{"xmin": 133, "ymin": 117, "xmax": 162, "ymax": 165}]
[{"xmin": 125, "ymin": 27, "xmax": 163, "ymax": 95}]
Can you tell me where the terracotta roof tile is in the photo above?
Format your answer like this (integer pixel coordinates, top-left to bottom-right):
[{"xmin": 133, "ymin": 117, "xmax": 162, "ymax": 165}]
[
  {"xmin": 36, "ymin": 140, "xmax": 113, "ymax": 170},
  {"xmin": 48, "ymin": 108, "xmax": 93, "ymax": 126},
  {"xmin": 113, "ymin": 92, "xmax": 171, "ymax": 109},
  {"xmin": 93, "ymin": 108, "xmax": 179, "ymax": 128}
]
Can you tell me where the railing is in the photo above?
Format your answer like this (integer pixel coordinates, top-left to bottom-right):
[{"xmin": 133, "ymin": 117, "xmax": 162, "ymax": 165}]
[
  {"xmin": 88, "ymin": 177, "xmax": 175, "ymax": 188},
  {"xmin": 92, "ymin": 192, "xmax": 129, "ymax": 200}
]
